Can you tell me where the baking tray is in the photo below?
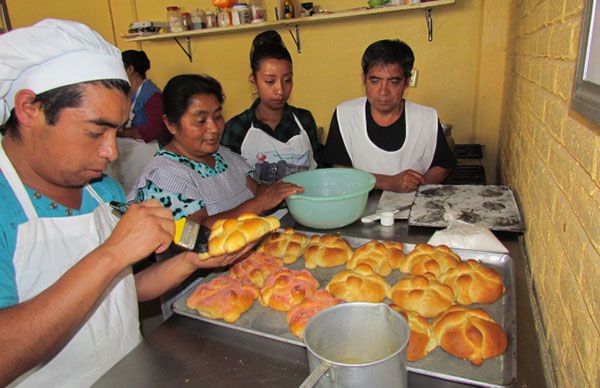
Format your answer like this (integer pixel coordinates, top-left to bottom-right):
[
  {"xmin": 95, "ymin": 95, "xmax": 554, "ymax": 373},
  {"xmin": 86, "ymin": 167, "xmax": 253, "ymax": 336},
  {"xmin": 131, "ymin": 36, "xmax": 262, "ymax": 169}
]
[
  {"xmin": 408, "ymin": 184, "xmax": 524, "ymax": 232},
  {"xmin": 172, "ymin": 233, "xmax": 516, "ymax": 387}
]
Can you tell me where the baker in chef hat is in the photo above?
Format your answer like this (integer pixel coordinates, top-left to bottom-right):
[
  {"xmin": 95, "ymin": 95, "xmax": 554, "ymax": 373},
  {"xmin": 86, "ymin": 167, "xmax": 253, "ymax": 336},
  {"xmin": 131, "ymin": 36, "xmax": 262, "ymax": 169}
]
[{"xmin": 0, "ymin": 18, "xmax": 129, "ymax": 126}]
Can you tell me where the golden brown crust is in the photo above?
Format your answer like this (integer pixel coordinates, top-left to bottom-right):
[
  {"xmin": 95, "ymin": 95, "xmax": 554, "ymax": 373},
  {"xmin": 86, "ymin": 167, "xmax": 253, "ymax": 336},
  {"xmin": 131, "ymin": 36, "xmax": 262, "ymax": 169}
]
[
  {"xmin": 198, "ymin": 213, "xmax": 280, "ymax": 260},
  {"xmin": 439, "ymin": 259, "xmax": 506, "ymax": 305},
  {"xmin": 286, "ymin": 289, "xmax": 343, "ymax": 338},
  {"xmin": 229, "ymin": 251, "xmax": 283, "ymax": 287},
  {"xmin": 390, "ymin": 275, "xmax": 455, "ymax": 318},
  {"xmin": 432, "ymin": 305, "xmax": 508, "ymax": 366},
  {"xmin": 391, "ymin": 309, "xmax": 438, "ymax": 361},
  {"xmin": 326, "ymin": 269, "xmax": 391, "ymax": 303},
  {"xmin": 186, "ymin": 275, "xmax": 259, "ymax": 323},
  {"xmin": 259, "ymin": 268, "xmax": 320, "ymax": 311},
  {"xmin": 346, "ymin": 240, "xmax": 405, "ymax": 276},
  {"xmin": 303, "ymin": 234, "xmax": 353, "ymax": 269},
  {"xmin": 256, "ymin": 228, "xmax": 309, "ymax": 264},
  {"xmin": 399, "ymin": 244, "xmax": 461, "ymax": 278}
]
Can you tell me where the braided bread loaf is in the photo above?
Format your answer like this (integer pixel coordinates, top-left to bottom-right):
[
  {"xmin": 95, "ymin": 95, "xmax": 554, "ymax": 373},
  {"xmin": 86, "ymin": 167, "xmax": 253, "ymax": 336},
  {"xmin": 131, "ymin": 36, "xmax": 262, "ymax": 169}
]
[
  {"xmin": 391, "ymin": 309, "xmax": 437, "ymax": 361},
  {"xmin": 326, "ymin": 269, "xmax": 390, "ymax": 303},
  {"xmin": 439, "ymin": 259, "xmax": 506, "ymax": 305},
  {"xmin": 346, "ymin": 240, "xmax": 405, "ymax": 276},
  {"xmin": 186, "ymin": 275, "xmax": 259, "ymax": 323},
  {"xmin": 198, "ymin": 213, "xmax": 280, "ymax": 260},
  {"xmin": 390, "ymin": 275, "xmax": 455, "ymax": 318},
  {"xmin": 432, "ymin": 305, "xmax": 508, "ymax": 365},
  {"xmin": 259, "ymin": 268, "xmax": 320, "ymax": 311},
  {"xmin": 303, "ymin": 234, "xmax": 353, "ymax": 269},
  {"xmin": 257, "ymin": 228, "xmax": 309, "ymax": 264},
  {"xmin": 399, "ymin": 243, "xmax": 461, "ymax": 278},
  {"xmin": 286, "ymin": 289, "xmax": 343, "ymax": 338},
  {"xmin": 229, "ymin": 251, "xmax": 283, "ymax": 287}
]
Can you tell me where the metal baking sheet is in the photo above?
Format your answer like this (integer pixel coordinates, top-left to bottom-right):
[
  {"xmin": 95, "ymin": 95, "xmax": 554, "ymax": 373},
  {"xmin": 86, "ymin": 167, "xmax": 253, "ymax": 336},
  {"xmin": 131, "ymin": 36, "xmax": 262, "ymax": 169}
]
[
  {"xmin": 172, "ymin": 233, "xmax": 516, "ymax": 387},
  {"xmin": 408, "ymin": 184, "xmax": 524, "ymax": 232}
]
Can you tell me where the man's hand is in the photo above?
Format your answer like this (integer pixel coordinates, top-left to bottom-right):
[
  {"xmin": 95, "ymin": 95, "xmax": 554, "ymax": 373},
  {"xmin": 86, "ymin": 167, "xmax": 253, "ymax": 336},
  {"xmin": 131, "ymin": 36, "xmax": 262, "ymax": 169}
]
[
  {"xmin": 102, "ymin": 199, "xmax": 174, "ymax": 267},
  {"xmin": 387, "ymin": 169, "xmax": 425, "ymax": 192},
  {"xmin": 254, "ymin": 181, "xmax": 304, "ymax": 211}
]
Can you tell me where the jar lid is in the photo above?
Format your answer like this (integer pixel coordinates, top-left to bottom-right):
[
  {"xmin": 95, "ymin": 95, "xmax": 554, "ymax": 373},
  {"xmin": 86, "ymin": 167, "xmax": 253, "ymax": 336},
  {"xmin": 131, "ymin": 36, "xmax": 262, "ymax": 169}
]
[
  {"xmin": 167, "ymin": 6, "xmax": 180, "ymax": 10},
  {"xmin": 182, "ymin": 12, "xmax": 191, "ymax": 16}
]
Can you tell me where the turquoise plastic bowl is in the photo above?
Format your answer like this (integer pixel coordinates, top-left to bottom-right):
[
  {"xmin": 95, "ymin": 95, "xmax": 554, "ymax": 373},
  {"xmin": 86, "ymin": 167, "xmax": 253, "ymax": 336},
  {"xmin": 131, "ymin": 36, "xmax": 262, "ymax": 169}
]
[{"xmin": 282, "ymin": 168, "xmax": 376, "ymax": 229}]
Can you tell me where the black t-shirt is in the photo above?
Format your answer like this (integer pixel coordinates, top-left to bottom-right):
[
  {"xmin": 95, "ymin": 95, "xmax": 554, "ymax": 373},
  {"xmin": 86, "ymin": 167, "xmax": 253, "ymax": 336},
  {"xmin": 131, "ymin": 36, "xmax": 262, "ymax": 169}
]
[{"xmin": 322, "ymin": 100, "xmax": 456, "ymax": 169}]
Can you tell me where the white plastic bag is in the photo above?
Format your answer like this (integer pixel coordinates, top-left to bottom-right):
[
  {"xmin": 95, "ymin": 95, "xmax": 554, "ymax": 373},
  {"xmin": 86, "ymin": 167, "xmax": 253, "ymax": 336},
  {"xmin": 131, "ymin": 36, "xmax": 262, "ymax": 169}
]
[{"xmin": 427, "ymin": 208, "xmax": 508, "ymax": 253}]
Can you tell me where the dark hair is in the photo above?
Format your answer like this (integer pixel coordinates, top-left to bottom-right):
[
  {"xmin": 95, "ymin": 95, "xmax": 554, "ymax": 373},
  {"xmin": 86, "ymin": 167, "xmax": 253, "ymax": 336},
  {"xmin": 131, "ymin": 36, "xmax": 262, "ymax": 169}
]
[
  {"xmin": 361, "ymin": 39, "xmax": 415, "ymax": 79},
  {"xmin": 162, "ymin": 74, "xmax": 224, "ymax": 139},
  {"xmin": 1, "ymin": 79, "xmax": 130, "ymax": 139},
  {"xmin": 250, "ymin": 30, "xmax": 292, "ymax": 76},
  {"xmin": 122, "ymin": 50, "xmax": 151, "ymax": 78}
]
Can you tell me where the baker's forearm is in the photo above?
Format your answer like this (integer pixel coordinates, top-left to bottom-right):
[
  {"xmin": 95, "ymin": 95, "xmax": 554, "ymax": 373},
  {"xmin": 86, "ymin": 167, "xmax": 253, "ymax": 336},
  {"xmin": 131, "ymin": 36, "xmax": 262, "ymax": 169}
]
[
  {"xmin": 424, "ymin": 166, "xmax": 451, "ymax": 184},
  {"xmin": 0, "ymin": 248, "xmax": 125, "ymax": 386},
  {"xmin": 134, "ymin": 253, "xmax": 197, "ymax": 302}
]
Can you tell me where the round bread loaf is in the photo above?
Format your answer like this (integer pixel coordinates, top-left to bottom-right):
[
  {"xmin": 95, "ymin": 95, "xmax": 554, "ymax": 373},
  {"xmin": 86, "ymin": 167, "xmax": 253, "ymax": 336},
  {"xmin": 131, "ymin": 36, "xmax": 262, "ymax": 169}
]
[
  {"xmin": 346, "ymin": 240, "xmax": 405, "ymax": 276},
  {"xmin": 439, "ymin": 259, "xmax": 506, "ymax": 305},
  {"xmin": 199, "ymin": 213, "xmax": 280, "ymax": 260},
  {"xmin": 257, "ymin": 227, "xmax": 309, "ymax": 264},
  {"xmin": 259, "ymin": 268, "xmax": 320, "ymax": 311},
  {"xmin": 326, "ymin": 269, "xmax": 390, "ymax": 303},
  {"xmin": 390, "ymin": 275, "xmax": 455, "ymax": 318},
  {"xmin": 432, "ymin": 305, "xmax": 508, "ymax": 366},
  {"xmin": 390, "ymin": 309, "xmax": 438, "ymax": 361},
  {"xmin": 399, "ymin": 243, "xmax": 461, "ymax": 278},
  {"xmin": 229, "ymin": 251, "xmax": 283, "ymax": 287},
  {"xmin": 286, "ymin": 289, "xmax": 343, "ymax": 338},
  {"xmin": 303, "ymin": 234, "xmax": 353, "ymax": 269},
  {"xmin": 186, "ymin": 275, "xmax": 259, "ymax": 323}
]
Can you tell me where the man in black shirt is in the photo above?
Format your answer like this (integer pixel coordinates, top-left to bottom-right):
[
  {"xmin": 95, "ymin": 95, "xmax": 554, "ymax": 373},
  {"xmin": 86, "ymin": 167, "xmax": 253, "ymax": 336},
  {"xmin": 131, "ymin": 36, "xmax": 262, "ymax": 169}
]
[{"xmin": 322, "ymin": 39, "xmax": 455, "ymax": 192}]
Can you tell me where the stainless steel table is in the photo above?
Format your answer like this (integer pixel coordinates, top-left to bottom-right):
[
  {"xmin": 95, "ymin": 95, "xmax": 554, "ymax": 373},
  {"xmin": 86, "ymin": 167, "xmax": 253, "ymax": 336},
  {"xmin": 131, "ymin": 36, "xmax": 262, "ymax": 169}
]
[{"xmin": 95, "ymin": 193, "xmax": 546, "ymax": 388}]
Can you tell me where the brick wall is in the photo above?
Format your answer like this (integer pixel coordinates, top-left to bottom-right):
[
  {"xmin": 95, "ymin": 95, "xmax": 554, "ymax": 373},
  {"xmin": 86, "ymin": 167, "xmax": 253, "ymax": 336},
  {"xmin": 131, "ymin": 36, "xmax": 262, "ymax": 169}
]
[{"xmin": 499, "ymin": 0, "xmax": 600, "ymax": 386}]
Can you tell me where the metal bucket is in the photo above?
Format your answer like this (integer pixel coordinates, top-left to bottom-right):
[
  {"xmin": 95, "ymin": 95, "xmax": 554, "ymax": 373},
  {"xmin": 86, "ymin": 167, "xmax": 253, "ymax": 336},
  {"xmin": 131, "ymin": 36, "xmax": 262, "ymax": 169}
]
[{"xmin": 300, "ymin": 303, "xmax": 410, "ymax": 388}]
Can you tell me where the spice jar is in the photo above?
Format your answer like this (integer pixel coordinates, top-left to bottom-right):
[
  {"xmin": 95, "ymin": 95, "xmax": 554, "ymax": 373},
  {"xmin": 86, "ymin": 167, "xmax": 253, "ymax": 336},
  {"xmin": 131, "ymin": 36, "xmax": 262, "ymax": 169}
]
[
  {"xmin": 181, "ymin": 12, "xmax": 193, "ymax": 30},
  {"xmin": 166, "ymin": 6, "xmax": 184, "ymax": 33}
]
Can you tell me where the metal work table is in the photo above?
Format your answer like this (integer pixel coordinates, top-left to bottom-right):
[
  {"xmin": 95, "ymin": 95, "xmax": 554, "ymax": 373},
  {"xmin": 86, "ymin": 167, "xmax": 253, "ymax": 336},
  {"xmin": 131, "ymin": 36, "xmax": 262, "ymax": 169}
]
[{"xmin": 95, "ymin": 193, "xmax": 545, "ymax": 388}]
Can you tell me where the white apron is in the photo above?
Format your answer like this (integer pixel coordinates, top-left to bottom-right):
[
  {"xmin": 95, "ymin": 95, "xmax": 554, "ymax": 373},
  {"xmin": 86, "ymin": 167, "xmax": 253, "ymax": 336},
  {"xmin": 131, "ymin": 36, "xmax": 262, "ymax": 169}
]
[
  {"xmin": 240, "ymin": 114, "xmax": 316, "ymax": 184},
  {"xmin": 0, "ymin": 146, "xmax": 141, "ymax": 388},
  {"xmin": 336, "ymin": 97, "xmax": 438, "ymax": 175},
  {"xmin": 107, "ymin": 80, "xmax": 159, "ymax": 195}
]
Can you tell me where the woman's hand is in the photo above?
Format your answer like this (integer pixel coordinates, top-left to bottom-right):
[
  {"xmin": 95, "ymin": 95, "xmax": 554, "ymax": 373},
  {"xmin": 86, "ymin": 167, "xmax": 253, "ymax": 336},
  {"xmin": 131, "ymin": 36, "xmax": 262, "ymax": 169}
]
[{"xmin": 254, "ymin": 181, "xmax": 304, "ymax": 211}]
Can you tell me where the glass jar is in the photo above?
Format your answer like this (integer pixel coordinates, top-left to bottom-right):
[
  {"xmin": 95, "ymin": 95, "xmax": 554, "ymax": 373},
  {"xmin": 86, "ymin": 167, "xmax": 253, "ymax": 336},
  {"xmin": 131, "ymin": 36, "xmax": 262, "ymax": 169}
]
[
  {"xmin": 205, "ymin": 10, "xmax": 217, "ymax": 28},
  {"xmin": 166, "ymin": 6, "xmax": 184, "ymax": 33},
  {"xmin": 249, "ymin": 0, "xmax": 266, "ymax": 22},
  {"xmin": 232, "ymin": 3, "xmax": 252, "ymax": 25},
  {"xmin": 181, "ymin": 12, "xmax": 193, "ymax": 30}
]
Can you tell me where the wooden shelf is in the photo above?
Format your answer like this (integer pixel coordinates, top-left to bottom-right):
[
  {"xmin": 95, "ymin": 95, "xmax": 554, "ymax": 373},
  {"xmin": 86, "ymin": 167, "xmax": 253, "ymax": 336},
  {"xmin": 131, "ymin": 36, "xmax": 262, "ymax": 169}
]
[{"xmin": 124, "ymin": 0, "xmax": 454, "ymax": 61}]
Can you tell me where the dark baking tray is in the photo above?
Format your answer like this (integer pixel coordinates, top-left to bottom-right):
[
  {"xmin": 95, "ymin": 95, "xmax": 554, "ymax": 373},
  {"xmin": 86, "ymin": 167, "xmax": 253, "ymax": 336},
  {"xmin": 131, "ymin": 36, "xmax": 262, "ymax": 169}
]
[{"xmin": 172, "ymin": 233, "xmax": 516, "ymax": 387}]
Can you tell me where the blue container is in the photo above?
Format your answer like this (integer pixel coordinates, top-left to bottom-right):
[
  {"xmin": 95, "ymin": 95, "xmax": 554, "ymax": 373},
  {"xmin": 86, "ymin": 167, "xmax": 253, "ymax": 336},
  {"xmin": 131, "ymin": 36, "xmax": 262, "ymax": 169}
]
[{"xmin": 282, "ymin": 168, "xmax": 376, "ymax": 229}]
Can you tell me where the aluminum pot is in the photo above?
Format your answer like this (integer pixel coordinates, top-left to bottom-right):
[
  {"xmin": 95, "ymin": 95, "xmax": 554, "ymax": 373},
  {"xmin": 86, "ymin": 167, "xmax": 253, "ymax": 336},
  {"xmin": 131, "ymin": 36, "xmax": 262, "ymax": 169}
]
[{"xmin": 300, "ymin": 303, "xmax": 410, "ymax": 388}]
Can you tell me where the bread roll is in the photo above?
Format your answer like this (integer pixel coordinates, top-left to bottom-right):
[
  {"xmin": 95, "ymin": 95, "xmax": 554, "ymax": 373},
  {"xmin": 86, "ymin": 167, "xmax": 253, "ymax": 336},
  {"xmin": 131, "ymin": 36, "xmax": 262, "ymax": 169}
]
[
  {"xmin": 257, "ymin": 227, "xmax": 309, "ymax": 264},
  {"xmin": 186, "ymin": 275, "xmax": 259, "ymax": 323},
  {"xmin": 432, "ymin": 305, "xmax": 508, "ymax": 366},
  {"xmin": 399, "ymin": 244, "xmax": 461, "ymax": 278},
  {"xmin": 346, "ymin": 240, "xmax": 405, "ymax": 276},
  {"xmin": 390, "ymin": 275, "xmax": 455, "ymax": 318},
  {"xmin": 259, "ymin": 268, "xmax": 320, "ymax": 311},
  {"xmin": 229, "ymin": 251, "xmax": 283, "ymax": 287},
  {"xmin": 286, "ymin": 289, "xmax": 343, "ymax": 338},
  {"xmin": 303, "ymin": 234, "xmax": 353, "ymax": 269},
  {"xmin": 198, "ymin": 213, "xmax": 280, "ymax": 260},
  {"xmin": 326, "ymin": 269, "xmax": 390, "ymax": 303},
  {"xmin": 439, "ymin": 259, "xmax": 506, "ymax": 305},
  {"xmin": 390, "ymin": 309, "xmax": 437, "ymax": 361}
]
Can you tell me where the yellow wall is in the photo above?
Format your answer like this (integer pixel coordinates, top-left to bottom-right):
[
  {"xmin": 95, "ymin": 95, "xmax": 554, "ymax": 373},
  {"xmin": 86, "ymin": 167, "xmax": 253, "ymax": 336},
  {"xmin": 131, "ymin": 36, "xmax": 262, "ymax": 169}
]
[
  {"xmin": 4, "ymin": 0, "xmax": 509, "ymax": 182},
  {"xmin": 500, "ymin": 0, "xmax": 600, "ymax": 386}
]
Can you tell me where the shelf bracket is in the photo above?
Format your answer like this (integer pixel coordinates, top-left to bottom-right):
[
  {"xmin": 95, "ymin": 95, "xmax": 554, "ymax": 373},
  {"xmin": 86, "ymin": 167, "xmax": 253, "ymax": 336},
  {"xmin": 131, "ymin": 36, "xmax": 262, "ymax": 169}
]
[
  {"xmin": 425, "ymin": 8, "xmax": 433, "ymax": 42},
  {"xmin": 173, "ymin": 36, "xmax": 193, "ymax": 62},
  {"xmin": 287, "ymin": 25, "xmax": 301, "ymax": 53}
]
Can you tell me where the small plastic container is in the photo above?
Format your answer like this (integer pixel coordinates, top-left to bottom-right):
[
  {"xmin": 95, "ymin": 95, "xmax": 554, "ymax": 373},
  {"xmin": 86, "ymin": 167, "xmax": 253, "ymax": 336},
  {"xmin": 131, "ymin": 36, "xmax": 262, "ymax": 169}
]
[
  {"xmin": 232, "ymin": 3, "xmax": 252, "ymax": 25},
  {"xmin": 380, "ymin": 211, "xmax": 395, "ymax": 227},
  {"xmin": 166, "ymin": 6, "xmax": 184, "ymax": 33},
  {"xmin": 205, "ymin": 11, "xmax": 217, "ymax": 28},
  {"xmin": 249, "ymin": 0, "xmax": 266, "ymax": 22},
  {"xmin": 181, "ymin": 12, "xmax": 193, "ymax": 30}
]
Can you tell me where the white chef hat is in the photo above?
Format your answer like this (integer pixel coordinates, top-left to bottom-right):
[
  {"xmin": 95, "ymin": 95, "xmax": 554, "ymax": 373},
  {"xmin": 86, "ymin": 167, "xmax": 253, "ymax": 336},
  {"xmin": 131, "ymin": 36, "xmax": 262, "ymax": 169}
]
[{"xmin": 0, "ymin": 18, "xmax": 129, "ymax": 125}]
